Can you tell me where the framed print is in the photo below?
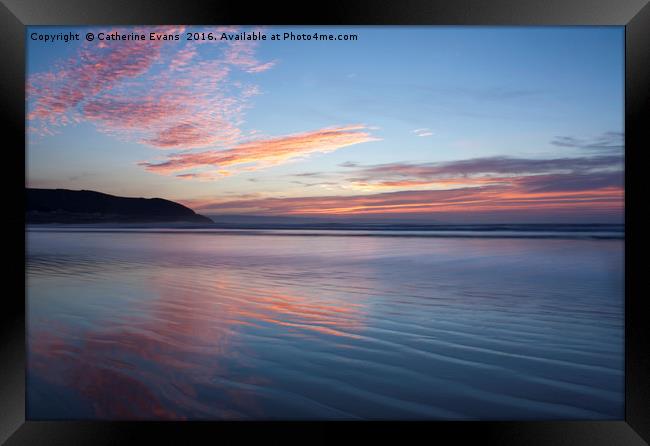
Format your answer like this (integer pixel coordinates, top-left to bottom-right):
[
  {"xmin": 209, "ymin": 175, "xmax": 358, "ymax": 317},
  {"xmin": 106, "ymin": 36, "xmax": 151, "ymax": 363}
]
[{"xmin": 1, "ymin": 0, "xmax": 649, "ymax": 444}]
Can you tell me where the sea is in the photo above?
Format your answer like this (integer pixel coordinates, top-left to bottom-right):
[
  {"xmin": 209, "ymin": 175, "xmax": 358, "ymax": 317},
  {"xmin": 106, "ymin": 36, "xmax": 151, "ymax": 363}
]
[{"xmin": 26, "ymin": 224, "xmax": 624, "ymax": 420}]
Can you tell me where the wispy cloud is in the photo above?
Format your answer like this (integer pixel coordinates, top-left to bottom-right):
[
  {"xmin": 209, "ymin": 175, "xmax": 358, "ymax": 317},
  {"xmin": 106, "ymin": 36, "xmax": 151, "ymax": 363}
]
[
  {"xmin": 413, "ymin": 128, "xmax": 434, "ymax": 137},
  {"xmin": 27, "ymin": 27, "xmax": 181, "ymax": 125},
  {"xmin": 140, "ymin": 125, "xmax": 379, "ymax": 177},
  {"xmin": 27, "ymin": 26, "xmax": 274, "ymax": 150},
  {"xmin": 192, "ymin": 152, "xmax": 623, "ymax": 218},
  {"xmin": 188, "ymin": 182, "xmax": 623, "ymax": 217},
  {"xmin": 338, "ymin": 155, "xmax": 622, "ymax": 190},
  {"xmin": 551, "ymin": 132, "xmax": 624, "ymax": 153},
  {"xmin": 222, "ymin": 35, "xmax": 277, "ymax": 73}
]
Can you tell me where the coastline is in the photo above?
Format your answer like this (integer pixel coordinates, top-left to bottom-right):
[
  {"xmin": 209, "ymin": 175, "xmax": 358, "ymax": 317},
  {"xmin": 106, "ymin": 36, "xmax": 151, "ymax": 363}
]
[{"xmin": 25, "ymin": 223, "xmax": 625, "ymax": 240}]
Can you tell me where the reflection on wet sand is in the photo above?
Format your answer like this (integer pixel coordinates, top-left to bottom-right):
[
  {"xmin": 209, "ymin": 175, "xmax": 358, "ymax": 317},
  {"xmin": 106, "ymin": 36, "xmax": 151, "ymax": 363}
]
[
  {"xmin": 29, "ymin": 266, "xmax": 367, "ymax": 419},
  {"xmin": 27, "ymin": 230, "xmax": 624, "ymax": 420}
]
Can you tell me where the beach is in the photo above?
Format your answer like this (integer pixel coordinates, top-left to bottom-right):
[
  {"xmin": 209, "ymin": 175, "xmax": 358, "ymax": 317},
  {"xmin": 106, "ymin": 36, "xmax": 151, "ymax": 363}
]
[{"xmin": 26, "ymin": 227, "xmax": 624, "ymax": 420}]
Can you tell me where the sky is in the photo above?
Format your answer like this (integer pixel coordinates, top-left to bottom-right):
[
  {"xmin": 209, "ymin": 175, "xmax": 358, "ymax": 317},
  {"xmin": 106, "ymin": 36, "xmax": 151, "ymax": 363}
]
[{"xmin": 26, "ymin": 26, "xmax": 624, "ymax": 223}]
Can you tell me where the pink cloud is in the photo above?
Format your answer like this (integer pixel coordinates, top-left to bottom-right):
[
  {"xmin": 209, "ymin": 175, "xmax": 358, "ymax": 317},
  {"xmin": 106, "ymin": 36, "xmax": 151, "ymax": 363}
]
[
  {"xmin": 341, "ymin": 156, "xmax": 623, "ymax": 190},
  {"xmin": 82, "ymin": 96, "xmax": 187, "ymax": 128},
  {"xmin": 222, "ymin": 35, "xmax": 276, "ymax": 73},
  {"xmin": 169, "ymin": 47, "xmax": 197, "ymax": 70},
  {"xmin": 180, "ymin": 153, "xmax": 623, "ymax": 218},
  {"xmin": 186, "ymin": 184, "xmax": 623, "ymax": 217},
  {"xmin": 245, "ymin": 61, "xmax": 276, "ymax": 73},
  {"xmin": 27, "ymin": 26, "xmax": 276, "ymax": 150},
  {"xmin": 140, "ymin": 125, "xmax": 379, "ymax": 176},
  {"xmin": 28, "ymin": 26, "xmax": 179, "ymax": 125}
]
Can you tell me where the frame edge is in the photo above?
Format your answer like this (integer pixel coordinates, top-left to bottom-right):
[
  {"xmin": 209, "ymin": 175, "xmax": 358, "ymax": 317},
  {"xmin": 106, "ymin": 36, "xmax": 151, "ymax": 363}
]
[
  {"xmin": 625, "ymin": 1, "xmax": 650, "ymax": 442},
  {"xmin": 0, "ymin": 1, "xmax": 26, "ymax": 444}
]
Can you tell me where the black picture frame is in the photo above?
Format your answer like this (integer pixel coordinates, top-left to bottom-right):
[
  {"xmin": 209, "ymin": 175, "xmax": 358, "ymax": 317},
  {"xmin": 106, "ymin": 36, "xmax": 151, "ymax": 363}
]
[{"xmin": 2, "ymin": 0, "xmax": 648, "ymax": 444}]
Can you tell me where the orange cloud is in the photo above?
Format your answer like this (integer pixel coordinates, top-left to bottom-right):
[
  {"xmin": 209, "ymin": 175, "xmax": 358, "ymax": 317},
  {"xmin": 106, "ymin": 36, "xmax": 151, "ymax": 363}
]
[
  {"xmin": 172, "ymin": 153, "xmax": 622, "ymax": 221},
  {"xmin": 140, "ymin": 125, "xmax": 379, "ymax": 176},
  {"xmin": 188, "ymin": 183, "xmax": 623, "ymax": 218}
]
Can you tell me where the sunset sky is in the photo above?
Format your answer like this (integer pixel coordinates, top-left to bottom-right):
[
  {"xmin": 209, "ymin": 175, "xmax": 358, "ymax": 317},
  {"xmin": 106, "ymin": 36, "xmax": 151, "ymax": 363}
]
[{"xmin": 26, "ymin": 26, "xmax": 624, "ymax": 223}]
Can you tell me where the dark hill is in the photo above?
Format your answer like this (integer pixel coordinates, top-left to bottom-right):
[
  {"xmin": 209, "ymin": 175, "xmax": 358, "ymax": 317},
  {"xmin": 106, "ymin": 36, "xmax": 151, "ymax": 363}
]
[{"xmin": 26, "ymin": 188, "xmax": 212, "ymax": 224}]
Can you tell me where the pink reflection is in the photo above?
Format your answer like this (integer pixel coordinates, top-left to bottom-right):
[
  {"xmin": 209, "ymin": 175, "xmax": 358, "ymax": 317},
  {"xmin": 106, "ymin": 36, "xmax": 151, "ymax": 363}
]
[{"xmin": 29, "ymin": 267, "xmax": 368, "ymax": 419}]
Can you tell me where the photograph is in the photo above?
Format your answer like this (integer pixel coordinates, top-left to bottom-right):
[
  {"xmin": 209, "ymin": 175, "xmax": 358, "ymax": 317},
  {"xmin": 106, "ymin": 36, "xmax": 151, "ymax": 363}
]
[{"xmin": 25, "ymin": 25, "xmax": 626, "ymax": 421}]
